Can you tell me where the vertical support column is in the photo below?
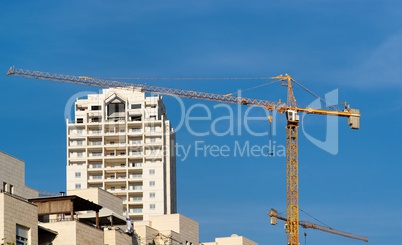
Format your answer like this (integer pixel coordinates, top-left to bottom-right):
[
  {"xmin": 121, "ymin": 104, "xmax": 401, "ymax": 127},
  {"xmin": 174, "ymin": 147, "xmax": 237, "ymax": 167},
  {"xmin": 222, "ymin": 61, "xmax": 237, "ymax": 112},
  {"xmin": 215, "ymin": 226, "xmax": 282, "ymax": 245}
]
[
  {"xmin": 96, "ymin": 210, "xmax": 100, "ymax": 229},
  {"xmin": 286, "ymin": 122, "xmax": 299, "ymax": 245},
  {"xmin": 70, "ymin": 201, "xmax": 75, "ymax": 221}
]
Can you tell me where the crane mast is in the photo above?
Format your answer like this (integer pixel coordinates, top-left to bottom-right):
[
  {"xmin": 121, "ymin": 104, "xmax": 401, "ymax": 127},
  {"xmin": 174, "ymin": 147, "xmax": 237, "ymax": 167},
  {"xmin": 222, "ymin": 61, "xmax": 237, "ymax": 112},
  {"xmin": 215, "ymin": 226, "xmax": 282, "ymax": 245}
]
[{"xmin": 6, "ymin": 67, "xmax": 362, "ymax": 245}]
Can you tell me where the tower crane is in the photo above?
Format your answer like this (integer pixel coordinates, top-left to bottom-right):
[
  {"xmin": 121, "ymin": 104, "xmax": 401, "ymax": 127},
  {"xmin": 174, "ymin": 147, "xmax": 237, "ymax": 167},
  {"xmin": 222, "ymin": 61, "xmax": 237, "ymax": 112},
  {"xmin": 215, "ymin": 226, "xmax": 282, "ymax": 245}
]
[
  {"xmin": 268, "ymin": 208, "xmax": 368, "ymax": 242},
  {"xmin": 6, "ymin": 67, "xmax": 361, "ymax": 245}
]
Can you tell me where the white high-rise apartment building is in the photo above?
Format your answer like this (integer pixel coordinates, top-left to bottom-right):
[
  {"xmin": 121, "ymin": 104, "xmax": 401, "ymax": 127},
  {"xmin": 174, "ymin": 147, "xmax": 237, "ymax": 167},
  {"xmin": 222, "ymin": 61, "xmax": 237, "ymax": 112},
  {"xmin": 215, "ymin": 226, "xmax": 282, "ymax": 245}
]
[{"xmin": 66, "ymin": 88, "xmax": 177, "ymax": 221}]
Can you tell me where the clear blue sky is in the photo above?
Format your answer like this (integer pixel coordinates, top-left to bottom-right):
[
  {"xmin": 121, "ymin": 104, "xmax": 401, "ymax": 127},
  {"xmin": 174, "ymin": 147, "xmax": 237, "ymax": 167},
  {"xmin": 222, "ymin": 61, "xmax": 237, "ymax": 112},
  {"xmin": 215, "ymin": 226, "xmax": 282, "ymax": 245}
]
[{"xmin": 1, "ymin": 1, "xmax": 401, "ymax": 244}]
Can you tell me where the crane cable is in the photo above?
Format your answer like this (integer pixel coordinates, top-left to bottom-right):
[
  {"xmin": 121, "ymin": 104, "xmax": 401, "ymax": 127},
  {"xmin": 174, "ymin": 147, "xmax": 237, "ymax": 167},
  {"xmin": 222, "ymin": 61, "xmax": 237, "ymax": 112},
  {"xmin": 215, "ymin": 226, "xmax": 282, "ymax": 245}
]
[
  {"xmin": 223, "ymin": 80, "xmax": 280, "ymax": 97},
  {"xmin": 105, "ymin": 75, "xmax": 338, "ymax": 110},
  {"xmin": 104, "ymin": 76, "xmax": 273, "ymax": 81},
  {"xmin": 299, "ymin": 208, "xmax": 332, "ymax": 229},
  {"xmin": 292, "ymin": 79, "xmax": 338, "ymax": 111}
]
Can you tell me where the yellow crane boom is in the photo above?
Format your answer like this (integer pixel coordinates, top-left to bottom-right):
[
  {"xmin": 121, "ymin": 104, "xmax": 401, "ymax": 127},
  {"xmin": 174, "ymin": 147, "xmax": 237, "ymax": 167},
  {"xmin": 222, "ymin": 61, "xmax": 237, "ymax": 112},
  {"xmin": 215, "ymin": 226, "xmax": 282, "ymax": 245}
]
[
  {"xmin": 6, "ymin": 66, "xmax": 361, "ymax": 245},
  {"xmin": 268, "ymin": 208, "xmax": 368, "ymax": 242}
]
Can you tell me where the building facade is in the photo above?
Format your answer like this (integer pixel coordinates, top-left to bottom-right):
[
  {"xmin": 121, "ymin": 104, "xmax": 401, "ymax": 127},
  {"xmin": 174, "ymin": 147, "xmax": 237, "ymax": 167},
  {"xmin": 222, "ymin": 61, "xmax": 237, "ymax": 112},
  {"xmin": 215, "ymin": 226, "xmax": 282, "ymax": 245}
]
[
  {"xmin": 134, "ymin": 214, "xmax": 199, "ymax": 245},
  {"xmin": 203, "ymin": 234, "xmax": 258, "ymax": 245},
  {"xmin": 0, "ymin": 151, "xmax": 38, "ymax": 199},
  {"xmin": 66, "ymin": 88, "xmax": 177, "ymax": 221},
  {"xmin": 0, "ymin": 151, "xmax": 39, "ymax": 245}
]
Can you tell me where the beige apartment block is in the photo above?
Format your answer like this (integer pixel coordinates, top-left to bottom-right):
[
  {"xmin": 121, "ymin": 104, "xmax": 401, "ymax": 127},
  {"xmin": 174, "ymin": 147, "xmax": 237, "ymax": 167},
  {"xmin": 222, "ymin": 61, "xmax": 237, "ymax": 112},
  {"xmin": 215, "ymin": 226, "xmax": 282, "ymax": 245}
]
[
  {"xmin": 104, "ymin": 228, "xmax": 135, "ymax": 245},
  {"xmin": 0, "ymin": 151, "xmax": 38, "ymax": 199},
  {"xmin": 203, "ymin": 234, "xmax": 258, "ymax": 245},
  {"xmin": 0, "ymin": 193, "xmax": 38, "ymax": 245},
  {"xmin": 40, "ymin": 220, "xmax": 104, "ymax": 245},
  {"xmin": 66, "ymin": 88, "xmax": 177, "ymax": 221},
  {"xmin": 134, "ymin": 214, "xmax": 199, "ymax": 245}
]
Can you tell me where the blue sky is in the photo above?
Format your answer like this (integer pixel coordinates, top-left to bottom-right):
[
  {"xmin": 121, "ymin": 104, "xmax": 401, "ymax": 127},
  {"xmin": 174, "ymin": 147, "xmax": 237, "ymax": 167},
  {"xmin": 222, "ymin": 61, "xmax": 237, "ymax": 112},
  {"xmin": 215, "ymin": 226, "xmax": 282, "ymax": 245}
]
[{"xmin": 1, "ymin": 1, "xmax": 402, "ymax": 244}]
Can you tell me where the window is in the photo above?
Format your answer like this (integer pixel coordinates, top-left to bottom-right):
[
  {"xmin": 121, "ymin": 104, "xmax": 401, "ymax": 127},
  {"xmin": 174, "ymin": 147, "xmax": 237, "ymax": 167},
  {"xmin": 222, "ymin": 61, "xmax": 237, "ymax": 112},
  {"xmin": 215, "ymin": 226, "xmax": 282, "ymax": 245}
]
[
  {"xmin": 149, "ymin": 181, "xmax": 155, "ymax": 187},
  {"xmin": 107, "ymin": 103, "xmax": 125, "ymax": 117},
  {"xmin": 77, "ymin": 118, "xmax": 83, "ymax": 123},
  {"xmin": 75, "ymin": 183, "xmax": 81, "ymax": 189},
  {"xmin": 150, "ymin": 126, "xmax": 156, "ymax": 132},
  {"xmin": 77, "ymin": 129, "xmax": 83, "ymax": 134},
  {"xmin": 77, "ymin": 152, "xmax": 83, "ymax": 157},
  {"xmin": 110, "ymin": 186, "xmax": 115, "ymax": 191},
  {"xmin": 131, "ymin": 128, "xmax": 141, "ymax": 133},
  {"xmin": 91, "ymin": 105, "xmax": 101, "ymax": 110},
  {"xmin": 131, "ymin": 151, "xmax": 141, "ymax": 156},
  {"xmin": 75, "ymin": 172, "xmax": 81, "ymax": 178},
  {"xmin": 16, "ymin": 224, "xmax": 29, "ymax": 245},
  {"xmin": 150, "ymin": 115, "xmax": 156, "ymax": 120},
  {"xmin": 150, "ymin": 192, "xmax": 155, "ymax": 198},
  {"xmin": 131, "ymin": 104, "xmax": 141, "ymax": 109},
  {"xmin": 92, "ymin": 163, "xmax": 102, "ymax": 168},
  {"xmin": 131, "ymin": 115, "xmax": 142, "ymax": 121},
  {"xmin": 131, "ymin": 139, "xmax": 141, "ymax": 144},
  {"xmin": 150, "ymin": 137, "xmax": 156, "ymax": 143},
  {"xmin": 151, "ymin": 105, "xmax": 157, "ymax": 108},
  {"xmin": 3, "ymin": 182, "xmax": 7, "ymax": 192},
  {"xmin": 10, "ymin": 185, "xmax": 14, "ymax": 194},
  {"xmin": 122, "ymin": 197, "xmax": 127, "ymax": 202},
  {"xmin": 92, "ymin": 129, "xmax": 101, "ymax": 134},
  {"xmin": 93, "ymin": 175, "xmax": 102, "ymax": 180},
  {"xmin": 121, "ymin": 163, "xmax": 126, "ymax": 167},
  {"xmin": 92, "ymin": 141, "xmax": 102, "ymax": 146},
  {"xmin": 149, "ymin": 169, "xmax": 155, "ymax": 175},
  {"xmin": 121, "ymin": 186, "xmax": 126, "ymax": 191},
  {"xmin": 132, "ymin": 196, "xmax": 142, "ymax": 201},
  {"xmin": 92, "ymin": 152, "xmax": 102, "ymax": 157},
  {"xmin": 150, "ymin": 204, "xmax": 156, "ymax": 210},
  {"xmin": 77, "ymin": 140, "xmax": 83, "ymax": 146},
  {"xmin": 130, "ymin": 208, "xmax": 142, "ymax": 213}
]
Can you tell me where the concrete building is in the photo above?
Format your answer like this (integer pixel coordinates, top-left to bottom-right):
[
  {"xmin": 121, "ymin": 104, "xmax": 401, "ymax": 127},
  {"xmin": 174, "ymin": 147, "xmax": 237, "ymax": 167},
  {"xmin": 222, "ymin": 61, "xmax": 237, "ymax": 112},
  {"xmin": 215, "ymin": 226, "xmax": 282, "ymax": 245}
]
[
  {"xmin": 203, "ymin": 234, "xmax": 258, "ymax": 245},
  {"xmin": 0, "ymin": 151, "xmax": 39, "ymax": 245},
  {"xmin": 66, "ymin": 88, "xmax": 177, "ymax": 221},
  {"xmin": 0, "ymin": 151, "xmax": 38, "ymax": 199},
  {"xmin": 0, "ymin": 192, "xmax": 39, "ymax": 245},
  {"xmin": 134, "ymin": 214, "xmax": 199, "ymax": 245},
  {"xmin": 29, "ymin": 195, "xmax": 127, "ymax": 245}
]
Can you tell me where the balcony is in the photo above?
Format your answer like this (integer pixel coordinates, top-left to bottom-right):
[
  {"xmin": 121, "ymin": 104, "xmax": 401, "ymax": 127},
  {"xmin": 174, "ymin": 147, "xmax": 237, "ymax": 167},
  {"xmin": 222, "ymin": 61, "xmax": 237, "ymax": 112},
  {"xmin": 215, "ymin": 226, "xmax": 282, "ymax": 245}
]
[
  {"xmin": 129, "ymin": 174, "xmax": 142, "ymax": 179},
  {"xmin": 88, "ymin": 112, "xmax": 102, "ymax": 118},
  {"xmin": 128, "ymin": 128, "xmax": 143, "ymax": 135},
  {"xmin": 128, "ymin": 109, "xmax": 142, "ymax": 116},
  {"xmin": 128, "ymin": 186, "xmax": 143, "ymax": 192},
  {"xmin": 129, "ymin": 197, "xmax": 143, "ymax": 204},
  {"xmin": 129, "ymin": 208, "xmax": 143, "ymax": 214}
]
